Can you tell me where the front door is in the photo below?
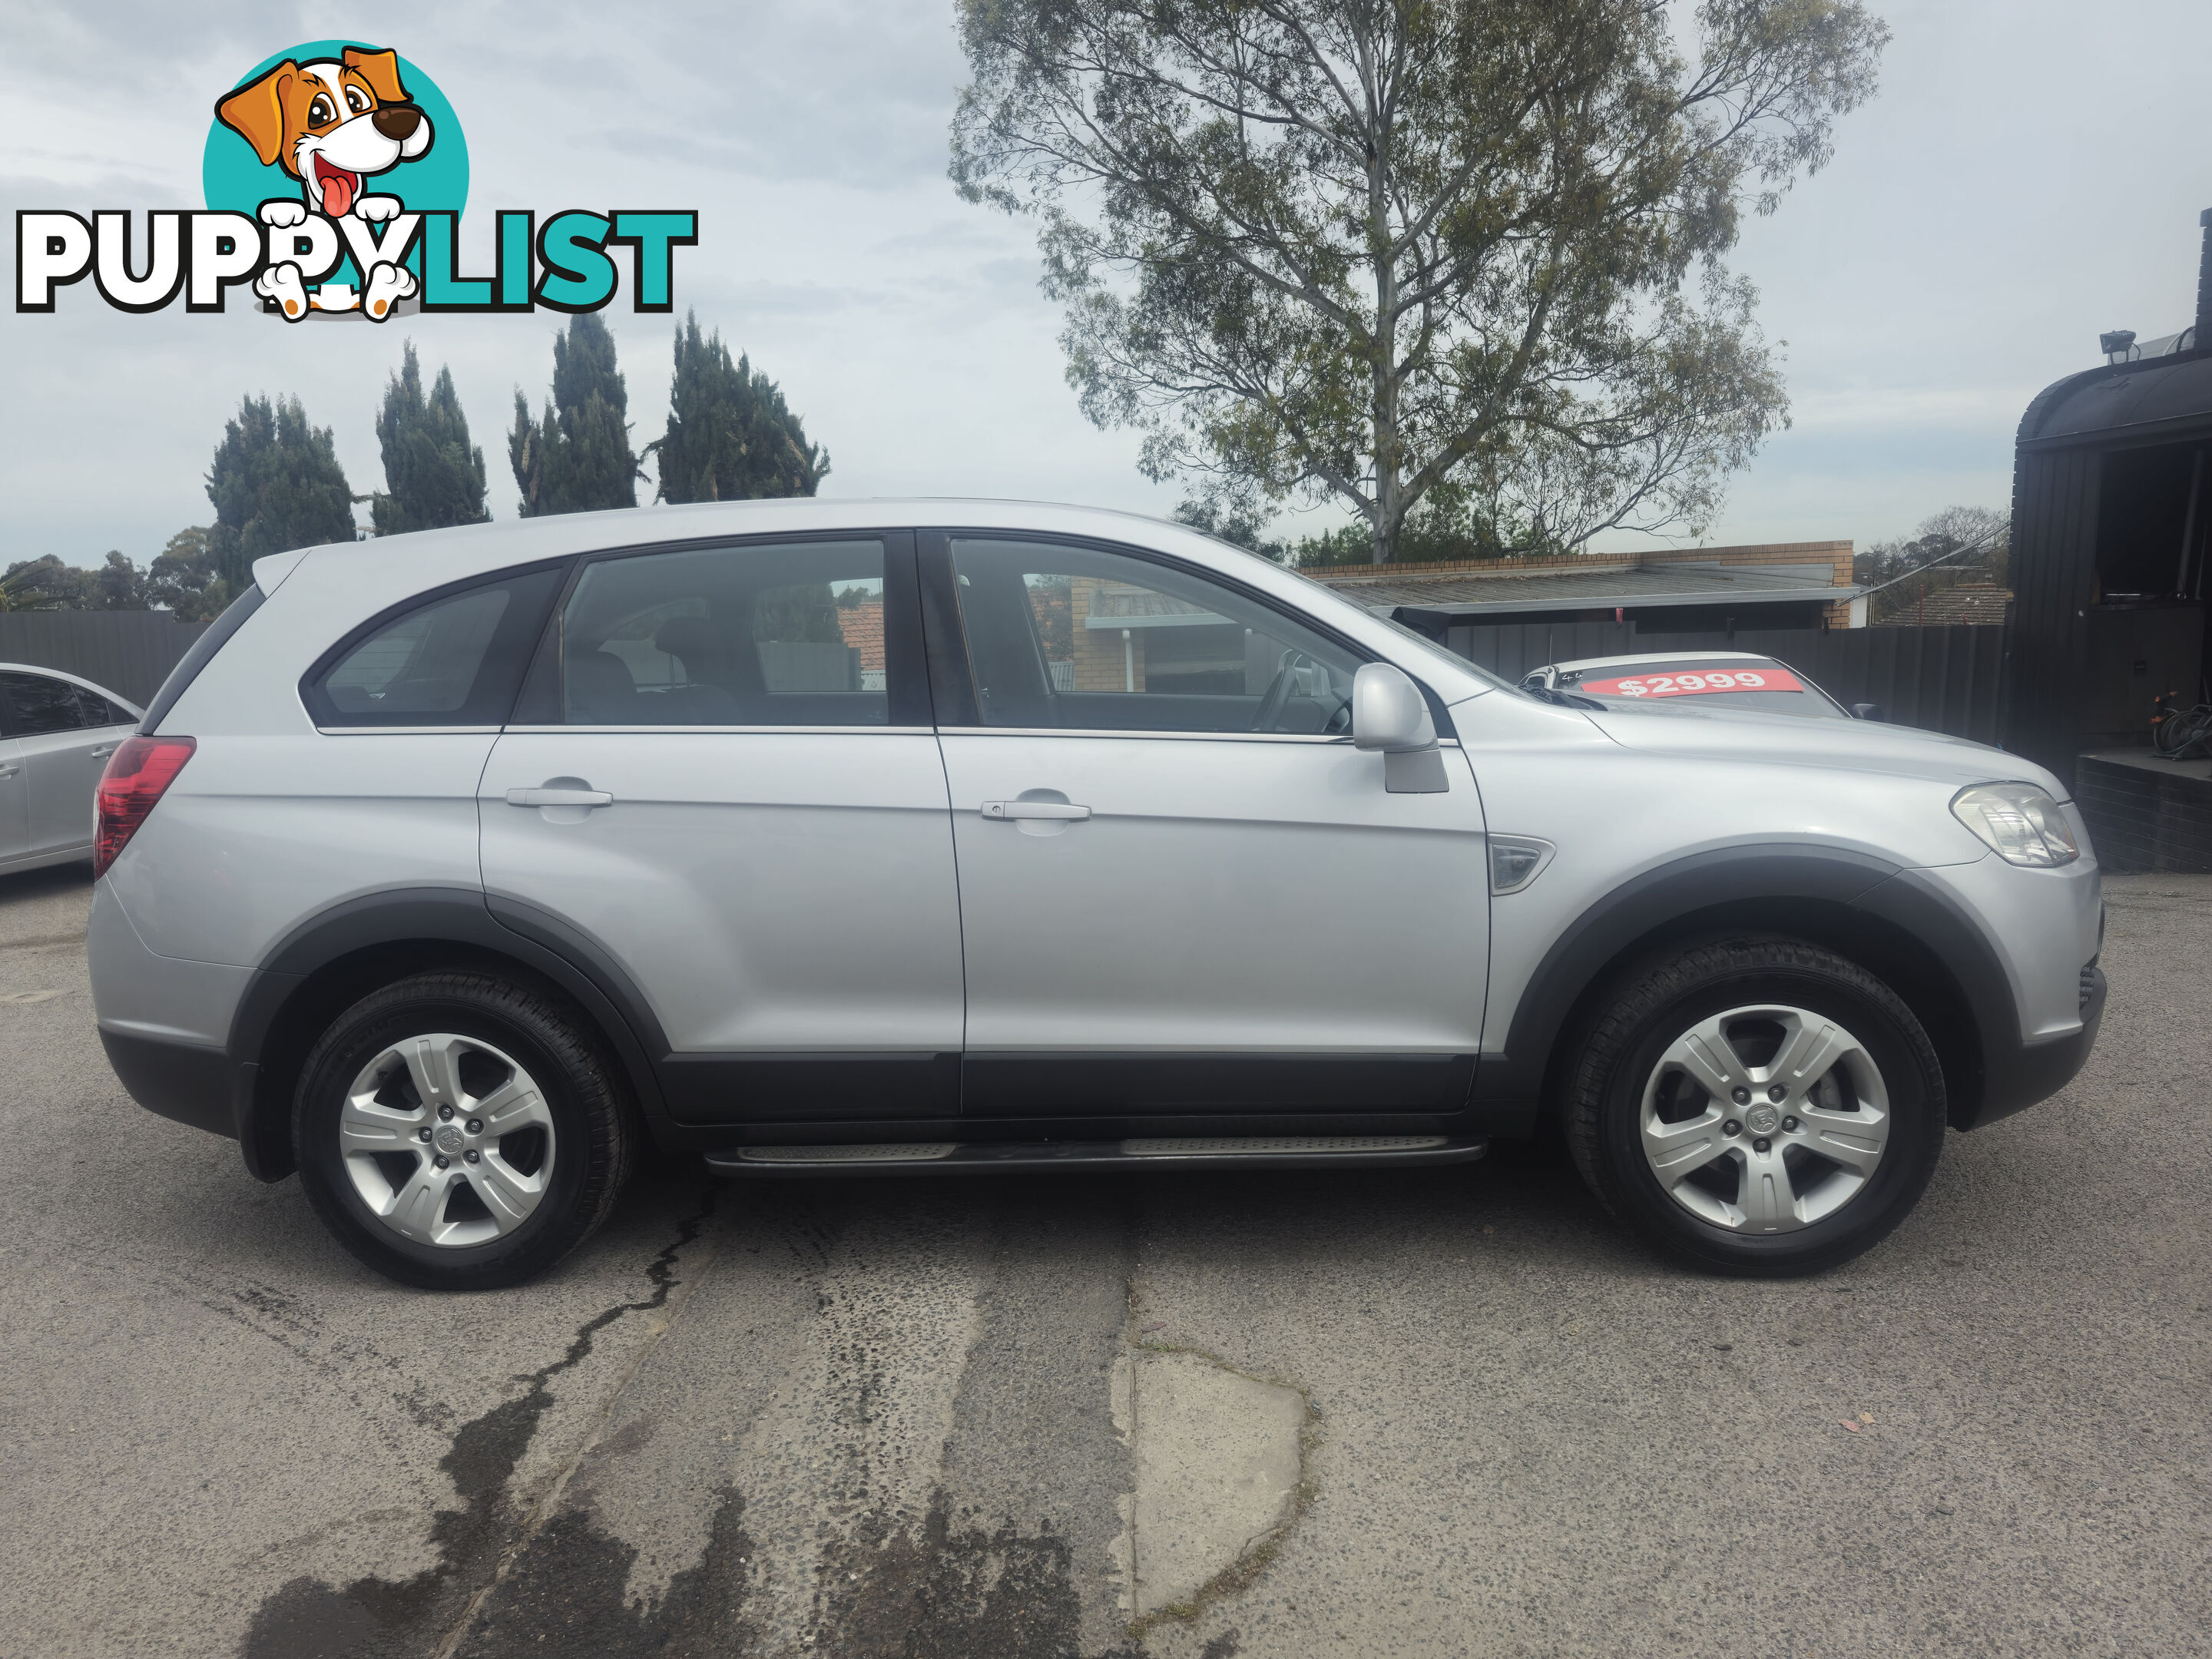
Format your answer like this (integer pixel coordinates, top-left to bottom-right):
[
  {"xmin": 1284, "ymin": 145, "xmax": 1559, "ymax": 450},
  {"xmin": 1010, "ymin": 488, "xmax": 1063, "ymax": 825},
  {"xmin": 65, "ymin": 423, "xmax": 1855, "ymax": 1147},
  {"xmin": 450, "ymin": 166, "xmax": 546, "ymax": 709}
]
[
  {"xmin": 478, "ymin": 532, "xmax": 965, "ymax": 1124},
  {"xmin": 0, "ymin": 737, "xmax": 27, "ymax": 863},
  {"xmin": 0, "ymin": 671, "xmax": 131, "ymax": 858},
  {"xmin": 927, "ymin": 533, "xmax": 1490, "ymax": 1119}
]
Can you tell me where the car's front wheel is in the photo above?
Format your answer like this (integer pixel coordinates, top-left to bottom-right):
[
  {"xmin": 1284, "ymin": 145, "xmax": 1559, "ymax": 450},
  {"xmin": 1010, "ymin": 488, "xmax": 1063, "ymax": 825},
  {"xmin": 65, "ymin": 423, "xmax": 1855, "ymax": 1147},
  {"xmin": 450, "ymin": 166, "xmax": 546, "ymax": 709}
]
[
  {"xmin": 1565, "ymin": 939, "xmax": 1945, "ymax": 1276},
  {"xmin": 293, "ymin": 972, "xmax": 634, "ymax": 1290}
]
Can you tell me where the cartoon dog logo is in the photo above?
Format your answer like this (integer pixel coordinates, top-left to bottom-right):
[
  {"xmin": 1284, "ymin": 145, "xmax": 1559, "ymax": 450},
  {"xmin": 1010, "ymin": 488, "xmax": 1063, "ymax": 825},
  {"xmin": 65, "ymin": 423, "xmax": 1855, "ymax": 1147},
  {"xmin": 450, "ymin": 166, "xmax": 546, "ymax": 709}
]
[{"xmin": 215, "ymin": 47, "xmax": 432, "ymax": 321}]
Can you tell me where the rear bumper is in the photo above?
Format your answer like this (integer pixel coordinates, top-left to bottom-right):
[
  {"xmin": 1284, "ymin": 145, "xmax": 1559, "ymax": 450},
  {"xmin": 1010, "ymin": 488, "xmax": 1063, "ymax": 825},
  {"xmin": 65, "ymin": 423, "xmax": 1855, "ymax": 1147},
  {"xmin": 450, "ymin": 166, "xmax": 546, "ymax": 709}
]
[
  {"xmin": 99, "ymin": 1027, "xmax": 238, "ymax": 1141},
  {"xmin": 1965, "ymin": 963, "xmax": 2106, "ymax": 1130}
]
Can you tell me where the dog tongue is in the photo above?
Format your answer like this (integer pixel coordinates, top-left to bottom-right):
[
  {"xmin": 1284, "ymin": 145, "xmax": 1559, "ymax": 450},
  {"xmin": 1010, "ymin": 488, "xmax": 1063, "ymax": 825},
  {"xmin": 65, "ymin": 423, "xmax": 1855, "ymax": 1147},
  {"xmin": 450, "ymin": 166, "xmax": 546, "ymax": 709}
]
[{"xmin": 323, "ymin": 171, "xmax": 356, "ymax": 217}]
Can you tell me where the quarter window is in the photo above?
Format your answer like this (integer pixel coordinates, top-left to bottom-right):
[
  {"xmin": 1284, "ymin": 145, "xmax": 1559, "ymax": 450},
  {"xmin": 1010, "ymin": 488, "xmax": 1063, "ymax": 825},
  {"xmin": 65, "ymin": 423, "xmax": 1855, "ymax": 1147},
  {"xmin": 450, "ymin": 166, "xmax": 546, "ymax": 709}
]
[
  {"xmin": 306, "ymin": 567, "xmax": 563, "ymax": 728},
  {"xmin": 559, "ymin": 541, "xmax": 890, "ymax": 726},
  {"xmin": 946, "ymin": 538, "xmax": 1362, "ymax": 735}
]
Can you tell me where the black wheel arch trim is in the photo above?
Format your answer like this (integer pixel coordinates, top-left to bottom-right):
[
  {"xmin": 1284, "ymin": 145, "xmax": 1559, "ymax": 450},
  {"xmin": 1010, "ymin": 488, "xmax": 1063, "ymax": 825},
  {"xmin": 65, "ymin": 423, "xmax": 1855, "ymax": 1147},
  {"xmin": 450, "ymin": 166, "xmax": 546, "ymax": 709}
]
[
  {"xmin": 1472, "ymin": 844, "xmax": 2042, "ymax": 1138},
  {"xmin": 224, "ymin": 886, "xmax": 676, "ymax": 1181}
]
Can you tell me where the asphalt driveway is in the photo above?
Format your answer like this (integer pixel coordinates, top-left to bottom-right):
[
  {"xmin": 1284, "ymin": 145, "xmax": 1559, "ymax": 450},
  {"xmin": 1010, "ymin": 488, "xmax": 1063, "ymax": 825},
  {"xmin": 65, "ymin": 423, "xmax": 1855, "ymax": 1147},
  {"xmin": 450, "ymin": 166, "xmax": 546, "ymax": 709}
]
[{"xmin": 1, "ymin": 862, "xmax": 2205, "ymax": 1658}]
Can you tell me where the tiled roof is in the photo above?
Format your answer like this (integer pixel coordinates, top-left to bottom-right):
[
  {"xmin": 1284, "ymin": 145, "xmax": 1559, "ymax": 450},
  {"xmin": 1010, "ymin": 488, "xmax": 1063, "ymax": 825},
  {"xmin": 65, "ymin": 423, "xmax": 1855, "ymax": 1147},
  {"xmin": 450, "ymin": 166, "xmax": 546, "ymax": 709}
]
[{"xmin": 836, "ymin": 600, "xmax": 885, "ymax": 671}]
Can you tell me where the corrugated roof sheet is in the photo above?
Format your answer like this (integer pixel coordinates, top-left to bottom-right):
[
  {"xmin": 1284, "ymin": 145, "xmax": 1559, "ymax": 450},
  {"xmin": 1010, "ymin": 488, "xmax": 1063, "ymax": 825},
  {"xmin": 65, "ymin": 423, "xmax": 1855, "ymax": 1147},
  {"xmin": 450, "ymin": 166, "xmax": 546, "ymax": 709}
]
[
  {"xmin": 1308, "ymin": 563, "xmax": 1859, "ymax": 615},
  {"xmin": 1879, "ymin": 585, "xmax": 2011, "ymax": 627}
]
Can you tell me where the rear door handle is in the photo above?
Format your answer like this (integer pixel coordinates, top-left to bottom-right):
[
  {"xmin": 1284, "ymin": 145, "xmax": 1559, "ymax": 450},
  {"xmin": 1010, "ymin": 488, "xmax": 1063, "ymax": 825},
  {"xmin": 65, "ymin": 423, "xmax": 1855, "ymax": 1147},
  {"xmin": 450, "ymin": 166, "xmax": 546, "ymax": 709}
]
[
  {"xmin": 981, "ymin": 800, "xmax": 1091, "ymax": 822},
  {"xmin": 88, "ymin": 744, "xmax": 118, "ymax": 760},
  {"xmin": 506, "ymin": 786, "xmax": 613, "ymax": 808}
]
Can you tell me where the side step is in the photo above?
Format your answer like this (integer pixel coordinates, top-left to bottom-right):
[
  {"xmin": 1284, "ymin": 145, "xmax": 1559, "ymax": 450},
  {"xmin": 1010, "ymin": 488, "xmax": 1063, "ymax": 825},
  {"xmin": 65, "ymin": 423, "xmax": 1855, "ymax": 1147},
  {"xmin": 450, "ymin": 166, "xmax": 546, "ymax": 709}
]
[{"xmin": 704, "ymin": 1134, "xmax": 1487, "ymax": 1178}]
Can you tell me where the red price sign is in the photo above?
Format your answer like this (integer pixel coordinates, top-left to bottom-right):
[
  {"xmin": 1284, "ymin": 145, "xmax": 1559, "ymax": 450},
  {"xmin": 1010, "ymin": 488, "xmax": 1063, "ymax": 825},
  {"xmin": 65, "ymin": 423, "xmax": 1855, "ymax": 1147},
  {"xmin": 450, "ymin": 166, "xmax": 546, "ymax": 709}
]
[{"xmin": 1576, "ymin": 667, "xmax": 1805, "ymax": 699}]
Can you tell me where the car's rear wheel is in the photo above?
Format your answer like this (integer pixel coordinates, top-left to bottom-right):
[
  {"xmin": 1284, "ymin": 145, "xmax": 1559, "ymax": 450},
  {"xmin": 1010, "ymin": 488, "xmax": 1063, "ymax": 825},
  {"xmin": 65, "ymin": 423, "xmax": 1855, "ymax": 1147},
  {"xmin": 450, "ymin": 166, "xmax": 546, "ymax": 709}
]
[
  {"xmin": 1565, "ymin": 939, "xmax": 1945, "ymax": 1276},
  {"xmin": 293, "ymin": 972, "xmax": 633, "ymax": 1290}
]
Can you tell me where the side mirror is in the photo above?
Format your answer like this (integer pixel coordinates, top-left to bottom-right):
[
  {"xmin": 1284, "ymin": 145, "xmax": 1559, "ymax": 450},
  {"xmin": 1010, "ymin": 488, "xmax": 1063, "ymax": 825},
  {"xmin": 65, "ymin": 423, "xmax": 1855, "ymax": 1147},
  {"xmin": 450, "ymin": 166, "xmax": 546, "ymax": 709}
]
[
  {"xmin": 1353, "ymin": 663, "xmax": 1448, "ymax": 793},
  {"xmin": 1852, "ymin": 703, "xmax": 1883, "ymax": 721}
]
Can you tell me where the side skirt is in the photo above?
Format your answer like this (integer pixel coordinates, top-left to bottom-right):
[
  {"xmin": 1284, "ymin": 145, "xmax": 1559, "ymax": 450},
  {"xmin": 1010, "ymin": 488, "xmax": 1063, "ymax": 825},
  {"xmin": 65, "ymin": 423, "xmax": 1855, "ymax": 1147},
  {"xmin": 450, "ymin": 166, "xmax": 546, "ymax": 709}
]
[{"xmin": 704, "ymin": 1134, "xmax": 1488, "ymax": 1178}]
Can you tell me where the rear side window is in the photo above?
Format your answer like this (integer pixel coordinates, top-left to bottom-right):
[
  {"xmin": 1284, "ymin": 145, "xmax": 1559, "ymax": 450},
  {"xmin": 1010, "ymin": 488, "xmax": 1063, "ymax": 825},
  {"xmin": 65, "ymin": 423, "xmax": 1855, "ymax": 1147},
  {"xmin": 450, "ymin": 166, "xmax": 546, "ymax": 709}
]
[
  {"xmin": 304, "ymin": 566, "xmax": 565, "ymax": 728},
  {"xmin": 0, "ymin": 671, "xmax": 90, "ymax": 736},
  {"xmin": 557, "ymin": 540, "xmax": 892, "ymax": 726}
]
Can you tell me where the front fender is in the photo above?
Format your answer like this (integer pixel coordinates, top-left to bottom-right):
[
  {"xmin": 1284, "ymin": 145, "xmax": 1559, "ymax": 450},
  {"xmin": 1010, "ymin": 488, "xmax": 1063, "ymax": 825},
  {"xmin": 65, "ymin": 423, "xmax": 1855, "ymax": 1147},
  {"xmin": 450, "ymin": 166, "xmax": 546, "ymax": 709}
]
[{"xmin": 1469, "ymin": 844, "xmax": 2022, "ymax": 1137}]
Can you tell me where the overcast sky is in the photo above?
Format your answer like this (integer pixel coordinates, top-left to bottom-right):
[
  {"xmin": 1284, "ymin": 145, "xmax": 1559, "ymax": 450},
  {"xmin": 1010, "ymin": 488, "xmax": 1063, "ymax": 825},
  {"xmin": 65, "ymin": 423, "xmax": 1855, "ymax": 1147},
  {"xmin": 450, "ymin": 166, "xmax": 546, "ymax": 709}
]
[{"xmin": 5, "ymin": 0, "xmax": 2210, "ymax": 568}]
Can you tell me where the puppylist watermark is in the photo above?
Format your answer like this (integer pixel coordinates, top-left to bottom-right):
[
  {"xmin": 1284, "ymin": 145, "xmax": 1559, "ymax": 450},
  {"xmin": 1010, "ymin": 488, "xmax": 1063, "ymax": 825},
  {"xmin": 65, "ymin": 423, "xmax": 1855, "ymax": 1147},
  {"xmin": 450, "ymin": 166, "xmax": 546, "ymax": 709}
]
[{"xmin": 15, "ymin": 41, "xmax": 694, "ymax": 320}]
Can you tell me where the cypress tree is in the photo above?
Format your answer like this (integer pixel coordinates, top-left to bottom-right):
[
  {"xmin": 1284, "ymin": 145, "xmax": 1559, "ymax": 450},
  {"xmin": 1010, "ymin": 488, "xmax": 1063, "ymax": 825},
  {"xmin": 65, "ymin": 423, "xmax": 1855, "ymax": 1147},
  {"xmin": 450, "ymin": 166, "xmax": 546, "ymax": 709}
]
[
  {"xmin": 205, "ymin": 395, "xmax": 357, "ymax": 588},
  {"xmin": 370, "ymin": 342, "xmax": 490, "ymax": 536},
  {"xmin": 508, "ymin": 313, "xmax": 641, "ymax": 515},
  {"xmin": 646, "ymin": 310, "xmax": 829, "ymax": 503}
]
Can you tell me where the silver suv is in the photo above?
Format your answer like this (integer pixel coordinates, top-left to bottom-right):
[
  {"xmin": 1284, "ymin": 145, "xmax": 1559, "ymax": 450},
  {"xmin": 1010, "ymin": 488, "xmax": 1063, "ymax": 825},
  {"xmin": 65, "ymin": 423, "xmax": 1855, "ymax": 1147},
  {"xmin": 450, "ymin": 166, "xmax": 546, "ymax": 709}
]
[{"xmin": 88, "ymin": 502, "xmax": 2104, "ymax": 1289}]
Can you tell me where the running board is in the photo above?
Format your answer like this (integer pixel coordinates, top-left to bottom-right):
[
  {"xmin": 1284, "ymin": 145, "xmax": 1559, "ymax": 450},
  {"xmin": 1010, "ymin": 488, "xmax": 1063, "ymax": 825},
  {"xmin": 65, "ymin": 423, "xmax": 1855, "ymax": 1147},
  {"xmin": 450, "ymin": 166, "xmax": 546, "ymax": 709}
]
[{"xmin": 704, "ymin": 1134, "xmax": 1487, "ymax": 1177}]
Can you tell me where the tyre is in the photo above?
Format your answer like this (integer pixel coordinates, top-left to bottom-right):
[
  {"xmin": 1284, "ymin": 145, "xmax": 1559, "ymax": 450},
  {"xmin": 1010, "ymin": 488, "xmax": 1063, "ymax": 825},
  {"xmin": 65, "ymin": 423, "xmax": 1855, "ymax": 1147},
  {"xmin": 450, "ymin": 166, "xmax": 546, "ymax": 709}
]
[
  {"xmin": 293, "ymin": 972, "xmax": 634, "ymax": 1290},
  {"xmin": 1565, "ymin": 939, "xmax": 1944, "ymax": 1277}
]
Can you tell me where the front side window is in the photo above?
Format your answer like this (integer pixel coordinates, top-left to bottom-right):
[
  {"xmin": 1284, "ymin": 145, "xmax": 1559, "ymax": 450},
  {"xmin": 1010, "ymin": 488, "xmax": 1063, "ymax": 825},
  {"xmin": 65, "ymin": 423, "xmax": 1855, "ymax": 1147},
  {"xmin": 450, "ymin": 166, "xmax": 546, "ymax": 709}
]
[
  {"xmin": 947, "ymin": 538, "xmax": 1362, "ymax": 734},
  {"xmin": 0, "ymin": 671, "xmax": 89, "ymax": 736},
  {"xmin": 559, "ymin": 540, "xmax": 889, "ymax": 726},
  {"xmin": 306, "ymin": 567, "xmax": 562, "ymax": 727}
]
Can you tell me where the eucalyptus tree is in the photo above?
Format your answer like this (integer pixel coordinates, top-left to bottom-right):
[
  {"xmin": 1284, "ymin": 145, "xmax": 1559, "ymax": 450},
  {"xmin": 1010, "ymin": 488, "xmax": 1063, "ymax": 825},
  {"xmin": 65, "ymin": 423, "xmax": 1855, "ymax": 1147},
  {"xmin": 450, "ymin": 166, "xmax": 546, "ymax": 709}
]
[{"xmin": 952, "ymin": 0, "xmax": 1889, "ymax": 561}]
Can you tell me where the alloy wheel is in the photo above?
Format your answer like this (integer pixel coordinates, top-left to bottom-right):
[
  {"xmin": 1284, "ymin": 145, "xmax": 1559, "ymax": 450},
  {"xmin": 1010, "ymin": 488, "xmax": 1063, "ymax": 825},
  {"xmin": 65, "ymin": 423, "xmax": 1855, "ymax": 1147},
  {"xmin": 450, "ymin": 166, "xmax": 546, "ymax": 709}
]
[
  {"xmin": 1637, "ymin": 1003, "xmax": 1889, "ymax": 1234},
  {"xmin": 337, "ymin": 1031, "xmax": 557, "ymax": 1247}
]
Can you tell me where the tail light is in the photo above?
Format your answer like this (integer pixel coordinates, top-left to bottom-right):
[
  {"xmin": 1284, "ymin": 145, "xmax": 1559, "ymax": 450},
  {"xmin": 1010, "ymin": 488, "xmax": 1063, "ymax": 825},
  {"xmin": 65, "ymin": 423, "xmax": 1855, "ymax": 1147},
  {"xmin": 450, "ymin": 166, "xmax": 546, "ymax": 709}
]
[{"xmin": 94, "ymin": 736, "xmax": 196, "ymax": 879}]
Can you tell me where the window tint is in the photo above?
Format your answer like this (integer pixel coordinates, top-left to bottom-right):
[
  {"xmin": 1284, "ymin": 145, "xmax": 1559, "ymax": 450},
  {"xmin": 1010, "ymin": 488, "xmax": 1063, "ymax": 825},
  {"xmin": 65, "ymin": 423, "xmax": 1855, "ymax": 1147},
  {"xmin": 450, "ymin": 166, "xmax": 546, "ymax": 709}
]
[
  {"xmin": 947, "ymin": 538, "xmax": 1362, "ymax": 734},
  {"xmin": 306, "ymin": 567, "xmax": 563, "ymax": 728},
  {"xmin": 560, "ymin": 541, "xmax": 889, "ymax": 726},
  {"xmin": 0, "ymin": 671, "xmax": 88, "ymax": 736}
]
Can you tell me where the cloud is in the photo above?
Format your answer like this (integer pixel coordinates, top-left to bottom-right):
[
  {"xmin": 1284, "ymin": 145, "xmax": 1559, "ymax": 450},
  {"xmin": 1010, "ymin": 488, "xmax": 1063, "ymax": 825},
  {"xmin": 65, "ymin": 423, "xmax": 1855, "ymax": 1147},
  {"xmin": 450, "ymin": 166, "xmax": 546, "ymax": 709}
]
[{"xmin": 6, "ymin": 0, "xmax": 2212, "ymax": 565}]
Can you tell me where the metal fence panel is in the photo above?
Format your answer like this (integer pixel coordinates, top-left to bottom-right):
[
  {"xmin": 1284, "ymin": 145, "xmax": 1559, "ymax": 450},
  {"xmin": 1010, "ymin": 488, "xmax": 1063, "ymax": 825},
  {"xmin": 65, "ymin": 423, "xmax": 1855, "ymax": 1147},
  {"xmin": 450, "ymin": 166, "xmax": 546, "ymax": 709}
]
[
  {"xmin": 1439, "ymin": 623, "xmax": 2008, "ymax": 745},
  {"xmin": 0, "ymin": 611, "xmax": 211, "ymax": 708}
]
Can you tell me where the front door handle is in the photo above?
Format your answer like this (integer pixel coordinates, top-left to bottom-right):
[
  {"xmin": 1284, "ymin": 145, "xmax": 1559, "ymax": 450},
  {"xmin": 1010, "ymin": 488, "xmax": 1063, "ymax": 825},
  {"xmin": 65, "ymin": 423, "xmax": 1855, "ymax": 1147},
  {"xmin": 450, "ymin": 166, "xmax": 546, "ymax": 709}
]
[
  {"xmin": 0, "ymin": 764, "xmax": 17, "ymax": 780},
  {"xmin": 506, "ymin": 786, "xmax": 613, "ymax": 808},
  {"xmin": 981, "ymin": 800, "xmax": 1091, "ymax": 822}
]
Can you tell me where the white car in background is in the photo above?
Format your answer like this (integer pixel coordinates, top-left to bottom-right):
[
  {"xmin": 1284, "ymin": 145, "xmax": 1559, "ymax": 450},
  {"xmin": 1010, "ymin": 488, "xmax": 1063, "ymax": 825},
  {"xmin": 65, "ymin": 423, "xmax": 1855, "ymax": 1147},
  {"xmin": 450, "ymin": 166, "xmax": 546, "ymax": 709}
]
[
  {"xmin": 1521, "ymin": 651, "xmax": 1875, "ymax": 720},
  {"xmin": 0, "ymin": 664, "xmax": 141, "ymax": 874}
]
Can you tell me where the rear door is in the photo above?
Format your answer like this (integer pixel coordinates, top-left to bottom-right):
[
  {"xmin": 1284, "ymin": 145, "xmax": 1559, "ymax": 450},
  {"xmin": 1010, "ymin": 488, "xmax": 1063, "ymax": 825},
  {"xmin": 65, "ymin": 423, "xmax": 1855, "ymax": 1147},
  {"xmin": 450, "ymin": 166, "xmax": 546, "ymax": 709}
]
[
  {"xmin": 925, "ymin": 532, "xmax": 1491, "ymax": 1119},
  {"xmin": 0, "ymin": 734, "xmax": 26, "ymax": 861},
  {"xmin": 477, "ymin": 531, "xmax": 964, "ymax": 1125},
  {"xmin": 0, "ymin": 671, "xmax": 128, "ymax": 858}
]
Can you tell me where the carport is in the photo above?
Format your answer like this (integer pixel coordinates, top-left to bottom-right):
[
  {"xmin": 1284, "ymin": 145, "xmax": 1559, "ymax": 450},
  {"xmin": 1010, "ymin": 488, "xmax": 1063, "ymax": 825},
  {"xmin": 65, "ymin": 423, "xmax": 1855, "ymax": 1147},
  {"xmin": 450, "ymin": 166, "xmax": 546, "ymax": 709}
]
[{"xmin": 2005, "ymin": 210, "xmax": 2212, "ymax": 871}]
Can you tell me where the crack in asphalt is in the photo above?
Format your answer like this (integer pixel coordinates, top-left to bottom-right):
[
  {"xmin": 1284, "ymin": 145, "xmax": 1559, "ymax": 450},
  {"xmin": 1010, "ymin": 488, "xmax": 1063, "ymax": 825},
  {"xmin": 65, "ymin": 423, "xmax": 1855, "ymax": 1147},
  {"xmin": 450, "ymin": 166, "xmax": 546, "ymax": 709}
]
[{"xmin": 237, "ymin": 1187, "xmax": 717, "ymax": 1659}]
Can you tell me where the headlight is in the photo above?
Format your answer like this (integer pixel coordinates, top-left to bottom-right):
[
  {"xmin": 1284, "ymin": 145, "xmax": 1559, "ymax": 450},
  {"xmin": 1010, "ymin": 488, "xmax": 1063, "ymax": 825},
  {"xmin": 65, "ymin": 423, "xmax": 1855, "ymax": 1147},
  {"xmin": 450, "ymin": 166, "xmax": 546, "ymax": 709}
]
[{"xmin": 1951, "ymin": 783, "xmax": 2079, "ymax": 867}]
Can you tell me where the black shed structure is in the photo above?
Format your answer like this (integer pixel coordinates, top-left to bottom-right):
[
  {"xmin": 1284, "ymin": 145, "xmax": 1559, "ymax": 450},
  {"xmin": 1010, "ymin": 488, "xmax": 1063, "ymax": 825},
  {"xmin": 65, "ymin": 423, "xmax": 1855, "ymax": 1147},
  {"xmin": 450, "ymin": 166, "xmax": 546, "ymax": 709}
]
[{"xmin": 2005, "ymin": 213, "xmax": 2212, "ymax": 870}]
